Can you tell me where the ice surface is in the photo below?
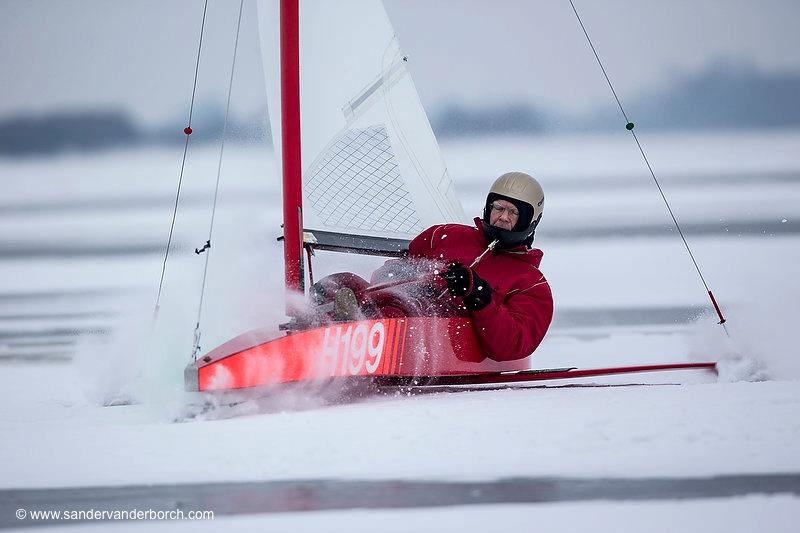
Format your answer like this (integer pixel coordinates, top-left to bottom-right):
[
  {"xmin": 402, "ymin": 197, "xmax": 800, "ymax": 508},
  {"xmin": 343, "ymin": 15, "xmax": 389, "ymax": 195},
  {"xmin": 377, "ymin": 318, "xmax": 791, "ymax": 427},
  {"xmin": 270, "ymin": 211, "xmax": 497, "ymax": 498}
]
[{"xmin": 1, "ymin": 132, "xmax": 799, "ymax": 529}]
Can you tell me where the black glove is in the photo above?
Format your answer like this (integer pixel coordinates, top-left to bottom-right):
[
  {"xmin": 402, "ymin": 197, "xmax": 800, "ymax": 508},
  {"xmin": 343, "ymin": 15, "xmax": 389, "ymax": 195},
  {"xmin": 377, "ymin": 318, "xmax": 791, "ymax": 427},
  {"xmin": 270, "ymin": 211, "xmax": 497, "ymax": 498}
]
[{"xmin": 439, "ymin": 262, "xmax": 493, "ymax": 311}]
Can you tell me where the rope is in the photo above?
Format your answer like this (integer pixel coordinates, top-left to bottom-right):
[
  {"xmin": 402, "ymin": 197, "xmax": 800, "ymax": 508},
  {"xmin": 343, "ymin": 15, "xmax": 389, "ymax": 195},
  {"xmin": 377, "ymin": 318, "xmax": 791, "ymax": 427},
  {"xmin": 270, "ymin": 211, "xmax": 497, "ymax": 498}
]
[
  {"xmin": 567, "ymin": 0, "xmax": 728, "ymax": 334},
  {"xmin": 191, "ymin": 0, "xmax": 246, "ymax": 361},
  {"xmin": 153, "ymin": 0, "xmax": 210, "ymax": 320}
]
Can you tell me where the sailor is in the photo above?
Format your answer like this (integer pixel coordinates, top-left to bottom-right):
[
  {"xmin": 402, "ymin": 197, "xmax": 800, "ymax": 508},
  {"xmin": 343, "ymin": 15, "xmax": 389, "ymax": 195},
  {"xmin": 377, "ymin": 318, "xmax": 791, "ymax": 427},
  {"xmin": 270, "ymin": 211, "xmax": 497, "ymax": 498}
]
[
  {"xmin": 404, "ymin": 172, "xmax": 553, "ymax": 360},
  {"xmin": 312, "ymin": 172, "xmax": 553, "ymax": 361}
]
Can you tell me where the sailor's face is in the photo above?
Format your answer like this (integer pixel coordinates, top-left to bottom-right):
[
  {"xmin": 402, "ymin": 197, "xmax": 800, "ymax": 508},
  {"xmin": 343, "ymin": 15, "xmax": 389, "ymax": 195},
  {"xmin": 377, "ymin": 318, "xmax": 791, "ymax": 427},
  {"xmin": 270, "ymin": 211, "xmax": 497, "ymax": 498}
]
[{"xmin": 489, "ymin": 199, "xmax": 519, "ymax": 230}]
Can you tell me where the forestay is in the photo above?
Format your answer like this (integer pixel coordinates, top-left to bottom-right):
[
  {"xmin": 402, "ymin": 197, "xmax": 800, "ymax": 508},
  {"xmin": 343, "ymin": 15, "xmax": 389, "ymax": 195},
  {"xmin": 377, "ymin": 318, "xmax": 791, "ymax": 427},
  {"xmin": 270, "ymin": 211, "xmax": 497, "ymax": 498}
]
[{"xmin": 257, "ymin": 0, "xmax": 466, "ymax": 240}]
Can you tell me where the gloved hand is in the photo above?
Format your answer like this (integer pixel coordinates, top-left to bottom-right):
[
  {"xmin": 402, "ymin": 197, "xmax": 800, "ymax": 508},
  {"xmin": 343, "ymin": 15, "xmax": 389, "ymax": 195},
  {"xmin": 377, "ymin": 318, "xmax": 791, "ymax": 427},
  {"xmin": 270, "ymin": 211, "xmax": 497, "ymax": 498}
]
[{"xmin": 439, "ymin": 262, "xmax": 493, "ymax": 311}]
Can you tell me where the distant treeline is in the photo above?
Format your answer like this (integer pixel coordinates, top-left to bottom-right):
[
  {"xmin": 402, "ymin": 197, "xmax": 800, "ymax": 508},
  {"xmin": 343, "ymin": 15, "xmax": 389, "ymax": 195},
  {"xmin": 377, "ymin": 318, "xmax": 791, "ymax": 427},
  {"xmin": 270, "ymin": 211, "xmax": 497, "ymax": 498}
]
[
  {"xmin": 622, "ymin": 63, "xmax": 800, "ymax": 131},
  {"xmin": 0, "ymin": 107, "xmax": 269, "ymax": 156},
  {"xmin": 1, "ymin": 63, "xmax": 799, "ymax": 155},
  {"xmin": 432, "ymin": 62, "xmax": 800, "ymax": 136},
  {"xmin": 0, "ymin": 111, "xmax": 140, "ymax": 155}
]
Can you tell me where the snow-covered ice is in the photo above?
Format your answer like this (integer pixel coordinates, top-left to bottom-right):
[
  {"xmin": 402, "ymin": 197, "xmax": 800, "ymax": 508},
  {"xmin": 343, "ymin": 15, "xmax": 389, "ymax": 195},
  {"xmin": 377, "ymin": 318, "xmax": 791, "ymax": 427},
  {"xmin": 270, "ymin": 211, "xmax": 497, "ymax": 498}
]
[{"xmin": 1, "ymin": 131, "xmax": 799, "ymax": 530}]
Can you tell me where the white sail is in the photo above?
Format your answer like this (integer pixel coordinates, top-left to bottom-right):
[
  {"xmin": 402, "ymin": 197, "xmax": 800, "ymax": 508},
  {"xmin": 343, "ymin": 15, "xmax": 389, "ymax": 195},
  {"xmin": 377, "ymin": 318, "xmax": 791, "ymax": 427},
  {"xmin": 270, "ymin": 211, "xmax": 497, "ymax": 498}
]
[{"xmin": 257, "ymin": 0, "xmax": 467, "ymax": 240}]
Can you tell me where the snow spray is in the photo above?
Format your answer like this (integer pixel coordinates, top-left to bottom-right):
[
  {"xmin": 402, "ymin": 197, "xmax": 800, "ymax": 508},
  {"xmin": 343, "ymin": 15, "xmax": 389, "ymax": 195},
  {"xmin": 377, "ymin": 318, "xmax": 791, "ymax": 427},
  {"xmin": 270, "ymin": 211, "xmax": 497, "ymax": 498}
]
[{"xmin": 688, "ymin": 275, "xmax": 799, "ymax": 382}]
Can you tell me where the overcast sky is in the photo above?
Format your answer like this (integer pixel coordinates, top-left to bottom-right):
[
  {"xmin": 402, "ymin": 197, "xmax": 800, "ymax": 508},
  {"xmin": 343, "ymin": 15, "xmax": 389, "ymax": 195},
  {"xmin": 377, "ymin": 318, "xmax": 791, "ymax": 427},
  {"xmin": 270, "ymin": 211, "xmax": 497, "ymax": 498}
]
[{"xmin": 1, "ymin": 0, "xmax": 799, "ymax": 127}]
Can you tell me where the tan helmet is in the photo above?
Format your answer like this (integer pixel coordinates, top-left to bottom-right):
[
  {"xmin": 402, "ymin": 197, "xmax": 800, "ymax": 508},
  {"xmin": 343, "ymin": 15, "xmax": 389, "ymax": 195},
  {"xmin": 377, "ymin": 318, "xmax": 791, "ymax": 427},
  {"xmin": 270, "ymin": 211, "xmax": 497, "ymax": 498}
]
[
  {"xmin": 488, "ymin": 172, "xmax": 545, "ymax": 222},
  {"xmin": 483, "ymin": 172, "xmax": 545, "ymax": 248}
]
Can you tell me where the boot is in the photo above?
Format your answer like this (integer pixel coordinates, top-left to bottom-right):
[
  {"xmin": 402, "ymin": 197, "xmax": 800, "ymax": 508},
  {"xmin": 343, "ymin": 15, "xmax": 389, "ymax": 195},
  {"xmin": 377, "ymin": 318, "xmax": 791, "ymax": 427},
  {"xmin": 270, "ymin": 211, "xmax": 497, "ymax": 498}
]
[{"xmin": 332, "ymin": 287, "xmax": 360, "ymax": 321}]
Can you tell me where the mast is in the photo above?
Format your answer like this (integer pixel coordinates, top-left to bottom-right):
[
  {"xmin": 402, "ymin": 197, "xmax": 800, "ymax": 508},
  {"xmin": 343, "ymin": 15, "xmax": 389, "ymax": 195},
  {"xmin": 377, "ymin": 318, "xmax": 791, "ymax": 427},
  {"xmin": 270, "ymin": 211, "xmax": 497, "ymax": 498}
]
[{"xmin": 280, "ymin": 0, "xmax": 303, "ymax": 312}]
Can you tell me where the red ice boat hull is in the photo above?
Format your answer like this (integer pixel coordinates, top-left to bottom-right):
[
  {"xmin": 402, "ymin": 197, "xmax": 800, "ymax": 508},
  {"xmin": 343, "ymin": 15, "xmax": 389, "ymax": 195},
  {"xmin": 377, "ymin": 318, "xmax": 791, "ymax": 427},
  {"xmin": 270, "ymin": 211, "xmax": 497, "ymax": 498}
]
[{"xmin": 185, "ymin": 317, "xmax": 528, "ymax": 392}]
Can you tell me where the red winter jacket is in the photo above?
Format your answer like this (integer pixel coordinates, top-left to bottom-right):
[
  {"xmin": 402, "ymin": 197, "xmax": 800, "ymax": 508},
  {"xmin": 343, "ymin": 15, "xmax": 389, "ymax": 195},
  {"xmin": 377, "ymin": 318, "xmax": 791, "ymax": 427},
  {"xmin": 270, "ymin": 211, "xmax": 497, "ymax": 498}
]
[{"xmin": 407, "ymin": 218, "xmax": 553, "ymax": 361}]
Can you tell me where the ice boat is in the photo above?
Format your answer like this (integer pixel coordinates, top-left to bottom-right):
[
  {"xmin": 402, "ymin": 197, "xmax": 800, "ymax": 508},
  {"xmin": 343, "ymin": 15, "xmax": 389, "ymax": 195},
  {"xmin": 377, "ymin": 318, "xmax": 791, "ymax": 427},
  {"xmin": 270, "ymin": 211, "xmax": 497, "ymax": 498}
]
[
  {"xmin": 185, "ymin": 0, "xmax": 535, "ymax": 392},
  {"xmin": 184, "ymin": 0, "xmax": 716, "ymax": 393}
]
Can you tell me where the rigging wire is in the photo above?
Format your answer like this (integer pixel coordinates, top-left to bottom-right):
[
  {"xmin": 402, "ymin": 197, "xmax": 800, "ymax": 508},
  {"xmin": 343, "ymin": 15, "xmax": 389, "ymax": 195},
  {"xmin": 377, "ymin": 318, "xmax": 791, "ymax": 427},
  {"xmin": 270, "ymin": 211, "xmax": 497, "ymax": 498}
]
[
  {"xmin": 567, "ymin": 0, "xmax": 729, "ymax": 336},
  {"xmin": 153, "ymin": 0, "xmax": 210, "ymax": 321},
  {"xmin": 191, "ymin": 0, "xmax": 247, "ymax": 361}
]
